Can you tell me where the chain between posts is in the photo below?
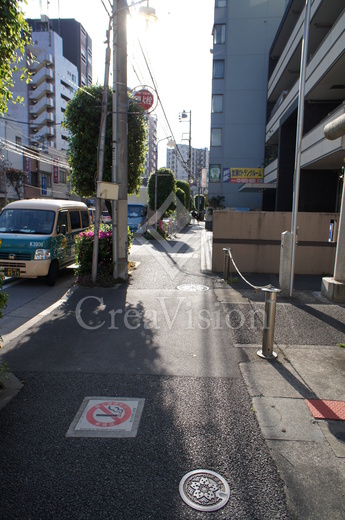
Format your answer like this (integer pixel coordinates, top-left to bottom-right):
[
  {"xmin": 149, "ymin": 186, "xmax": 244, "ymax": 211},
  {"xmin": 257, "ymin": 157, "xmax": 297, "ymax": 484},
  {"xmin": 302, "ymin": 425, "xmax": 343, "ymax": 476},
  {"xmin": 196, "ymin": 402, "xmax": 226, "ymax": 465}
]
[{"xmin": 223, "ymin": 247, "xmax": 280, "ymax": 360}]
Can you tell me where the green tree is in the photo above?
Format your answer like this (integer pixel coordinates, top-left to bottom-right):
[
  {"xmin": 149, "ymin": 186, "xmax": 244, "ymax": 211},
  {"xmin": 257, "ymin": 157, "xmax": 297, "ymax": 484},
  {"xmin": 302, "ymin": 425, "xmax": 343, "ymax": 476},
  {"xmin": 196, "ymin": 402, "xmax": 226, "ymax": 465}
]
[
  {"xmin": 63, "ymin": 86, "xmax": 147, "ymax": 197},
  {"xmin": 0, "ymin": 0, "xmax": 32, "ymax": 115},
  {"xmin": 148, "ymin": 168, "xmax": 176, "ymax": 215},
  {"xmin": 176, "ymin": 180, "xmax": 190, "ymax": 210},
  {"xmin": 208, "ymin": 195, "xmax": 225, "ymax": 209},
  {"xmin": 175, "ymin": 187, "xmax": 185, "ymax": 207}
]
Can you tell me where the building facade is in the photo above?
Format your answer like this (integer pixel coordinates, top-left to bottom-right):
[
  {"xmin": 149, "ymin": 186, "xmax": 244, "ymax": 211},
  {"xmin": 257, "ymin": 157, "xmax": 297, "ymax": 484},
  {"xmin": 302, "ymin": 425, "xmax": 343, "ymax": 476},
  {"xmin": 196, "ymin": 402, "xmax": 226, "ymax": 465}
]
[
  {"xmin": 166, "ymin": 144, "xmax": 209, "ymax": 188},
  {"xmin": 208, "ymin": 0, "xmax": 288, "ymax": 209},
  {"xmin": 0, "ymin": 16, "xmax": 91, "ymax": 203},
  {"xmin": 28, "ymin": 17, "xmax": 93, "ymax": 89},
  {"xmin": 263, "ymin": 0, "xmax": 345, "ymax": 212},
  {"xmin": 142, "ymin": 114, "xmax": 158, "ymax": 185}
]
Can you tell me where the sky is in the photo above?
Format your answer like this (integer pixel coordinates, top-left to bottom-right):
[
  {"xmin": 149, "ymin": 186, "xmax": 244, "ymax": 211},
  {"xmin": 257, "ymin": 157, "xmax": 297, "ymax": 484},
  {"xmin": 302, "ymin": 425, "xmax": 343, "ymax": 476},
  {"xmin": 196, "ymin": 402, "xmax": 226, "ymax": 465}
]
[{"xmin": 23, "ymin": 0, "xmax": 214, "ymax": 167}]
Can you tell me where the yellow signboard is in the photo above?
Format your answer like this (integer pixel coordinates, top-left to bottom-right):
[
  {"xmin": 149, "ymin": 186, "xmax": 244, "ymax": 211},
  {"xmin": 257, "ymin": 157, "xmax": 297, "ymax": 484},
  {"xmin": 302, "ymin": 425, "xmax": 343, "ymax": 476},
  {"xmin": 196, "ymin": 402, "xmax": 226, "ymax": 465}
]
[{"xmin": 230, "ymin": 168, "xmax": 264, "ymax": 184}]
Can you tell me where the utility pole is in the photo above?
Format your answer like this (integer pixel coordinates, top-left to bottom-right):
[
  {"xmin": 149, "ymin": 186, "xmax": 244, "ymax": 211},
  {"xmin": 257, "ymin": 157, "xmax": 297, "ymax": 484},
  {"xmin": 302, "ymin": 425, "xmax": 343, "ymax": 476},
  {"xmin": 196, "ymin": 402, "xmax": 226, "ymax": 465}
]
[
  {"xmin": 92, "ymin": 20, "xmax": 112, "ymax": 284},
  {"xmin": 112, "ymin": 0, "xmax": 128, "ymax": 280}
]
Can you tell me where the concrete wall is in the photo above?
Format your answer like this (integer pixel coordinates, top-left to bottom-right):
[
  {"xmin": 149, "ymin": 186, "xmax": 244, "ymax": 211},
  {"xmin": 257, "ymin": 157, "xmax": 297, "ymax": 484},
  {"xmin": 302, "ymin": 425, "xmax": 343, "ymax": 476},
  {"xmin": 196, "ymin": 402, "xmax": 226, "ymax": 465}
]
[{"xmin": 212, "ymin": 210, "xmax": 337, "ymax": 274}]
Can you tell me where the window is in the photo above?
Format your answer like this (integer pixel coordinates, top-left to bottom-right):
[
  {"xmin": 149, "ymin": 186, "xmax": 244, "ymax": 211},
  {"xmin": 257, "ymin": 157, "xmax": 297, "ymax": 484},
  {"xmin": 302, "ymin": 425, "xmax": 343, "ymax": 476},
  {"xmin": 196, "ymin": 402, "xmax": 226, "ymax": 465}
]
[
  {"xmin": 69, "ymin": 210, "xmax": 81, "ymax": 230},
  {"xmin": 213, "ymin": 60, "xmax": 224, "ymax": 79},
  {"xmin": 216, "ymin": 0, "xmax": 227, "ymax": 6},
  {"xmin": 213, "ymin": 24, "xmax": 226, "ymax": 44},
  {"xmin": 212, "ymin": 94, "xmax": 223, "ymax": 113},
  {"xmin": 211, "ymin": 128, "xmax": 222, "ymax": 147},
  {"xmin": 59, "ymin": 169, "xmax": 67, "ymax": 184},
  {"xmin": 81, "ymin": 210, "xmax": 90, "ymax": 228},
  {"xmin": 57, "ymin": 211, "xmax": 68, "ymax": 234}
]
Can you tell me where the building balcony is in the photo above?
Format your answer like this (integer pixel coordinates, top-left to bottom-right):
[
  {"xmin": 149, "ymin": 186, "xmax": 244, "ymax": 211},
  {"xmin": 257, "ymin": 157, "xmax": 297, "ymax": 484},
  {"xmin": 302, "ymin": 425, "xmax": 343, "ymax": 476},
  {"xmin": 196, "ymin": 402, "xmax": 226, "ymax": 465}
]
[
  {"xmin": 29, "ymin": 82, "xmax": 54, "ymax": 102},
  {"xmin": 268, "ymin": 1, "xmax": 344, "ymax": 105},
  {"xmin": 29, "ymin": 51, "xmax": 53, "ymax": 71},
  {"xmin": 30, "ymin": 96, "xmax": 54, "ymax": 116},
  {"xmin": 30, "ymin": 125, "xmax": 55, "ymax": 140},
  {"xmin": 31, "ymin": 111, "xmax": 55, "ymax": 128},
  {"xmin": 301, "ymin": 104, "xmax": 345, "ymax": 170},
  {"xmin": 30, "ymin": 67, "xmax": 54, "ymax": 87},
  {"xmin": 266, "ymin": 9, "xmax": 345, "ymax": 141}
]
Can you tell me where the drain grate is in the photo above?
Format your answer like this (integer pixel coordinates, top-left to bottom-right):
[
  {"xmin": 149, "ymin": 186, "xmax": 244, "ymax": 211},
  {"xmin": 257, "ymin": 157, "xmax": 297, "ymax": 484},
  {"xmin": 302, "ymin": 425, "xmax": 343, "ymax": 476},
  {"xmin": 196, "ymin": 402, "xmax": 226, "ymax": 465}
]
[
  {"xmin": 177, "ymin": 284, "xmax": 209, "ymax": 292},
  {"xmin": 179, "ymin": 469, "xmax": 230, "ymax": 512}
]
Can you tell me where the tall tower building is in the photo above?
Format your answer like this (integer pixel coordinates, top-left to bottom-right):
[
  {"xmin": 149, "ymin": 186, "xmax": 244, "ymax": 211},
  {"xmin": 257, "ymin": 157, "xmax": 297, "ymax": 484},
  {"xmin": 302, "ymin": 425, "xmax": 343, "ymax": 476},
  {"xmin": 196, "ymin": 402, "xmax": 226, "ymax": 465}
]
[
  {"xmin": 0, "ymin": 16, "xmax": 92, "ymax": 201},
  {"xmin": 208, "ymin": 0, "xmax": 287, "ymax": 209}
]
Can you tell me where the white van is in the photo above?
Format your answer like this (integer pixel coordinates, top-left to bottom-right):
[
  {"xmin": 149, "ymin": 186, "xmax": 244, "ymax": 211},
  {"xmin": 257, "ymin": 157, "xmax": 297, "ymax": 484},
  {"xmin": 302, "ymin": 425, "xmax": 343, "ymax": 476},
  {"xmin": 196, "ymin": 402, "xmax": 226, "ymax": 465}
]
[{"xmin": 0, "ymin": 199, "xmax": 90, "ymax": 286}]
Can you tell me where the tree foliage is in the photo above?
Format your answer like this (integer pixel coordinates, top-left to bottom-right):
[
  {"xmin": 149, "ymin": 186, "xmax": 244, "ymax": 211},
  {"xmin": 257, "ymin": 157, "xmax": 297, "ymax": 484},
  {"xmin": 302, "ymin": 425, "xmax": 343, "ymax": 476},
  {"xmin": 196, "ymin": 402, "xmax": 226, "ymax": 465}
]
[
  {"xmin": 0, "ymin": 0, "xmax": 32, "ymax": 115},
  {"xmin": 176, "ymin": 180, "xmax": 190, "ymax": 209},
  {"xmin": 63, "ymin": 85, "xmax": 148, "ymax": 198},
  {"xmin": 148, "ymin": 167, "xmax": 176, "ymax": 215},
  {"xmin": 6, "ymin": 167, "xmax": 26, "ymax": 199},
  {"xmin": 175, "ymin": 187, "xmax": 185, "ymax": 207}
]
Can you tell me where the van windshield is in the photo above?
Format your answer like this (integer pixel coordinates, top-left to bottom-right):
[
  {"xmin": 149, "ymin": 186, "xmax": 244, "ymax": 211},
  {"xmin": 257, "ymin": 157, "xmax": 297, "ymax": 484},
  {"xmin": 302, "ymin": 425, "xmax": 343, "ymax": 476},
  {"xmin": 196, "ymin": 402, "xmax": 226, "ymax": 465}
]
[
  {"xmin": 0, "ymin": 209, "xmax": 56, "ymax": 235},
  {"xmin": 128, "ymin": 205, "xmax": 143, "ymax": 218}
]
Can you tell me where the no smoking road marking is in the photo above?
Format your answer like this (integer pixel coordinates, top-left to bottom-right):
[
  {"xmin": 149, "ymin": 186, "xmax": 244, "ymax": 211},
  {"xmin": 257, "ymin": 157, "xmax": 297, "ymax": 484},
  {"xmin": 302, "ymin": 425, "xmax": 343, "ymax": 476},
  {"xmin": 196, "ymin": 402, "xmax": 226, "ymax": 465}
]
[
  {"xmin": 66, "ymin": 397, "xmax": 145, "ymax": 438},
  {"xmin": 86, "ymin": 401, "xmax": 132, "ymax": 428}
]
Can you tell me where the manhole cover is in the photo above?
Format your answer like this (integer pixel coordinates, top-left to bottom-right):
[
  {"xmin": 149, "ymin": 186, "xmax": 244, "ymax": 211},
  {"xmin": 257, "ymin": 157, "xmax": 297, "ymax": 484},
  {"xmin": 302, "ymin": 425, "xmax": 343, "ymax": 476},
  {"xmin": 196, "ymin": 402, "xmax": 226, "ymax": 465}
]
[
  {"xmin": 177, "ymin": 284, "xmax": 209, "ymax": 291},
  {"xmin": 179, "ymin": 469, "xmax": 230, "ymax": 512}
]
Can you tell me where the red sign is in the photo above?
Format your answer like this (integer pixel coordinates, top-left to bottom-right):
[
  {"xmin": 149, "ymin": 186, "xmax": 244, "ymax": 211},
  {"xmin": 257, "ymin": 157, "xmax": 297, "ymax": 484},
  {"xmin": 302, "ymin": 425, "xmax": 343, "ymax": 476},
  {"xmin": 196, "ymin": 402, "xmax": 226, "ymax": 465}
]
[
  {"xmin": 86, "ymin": 401, "xmax": 132, "ymax": 428},
  {"xmin": 53, "ymin": 159, "xmax": 59, "ymax": 184},
  {"xmin": 134, "ymin": 89, "xmax": 154, "ymax": 111}
]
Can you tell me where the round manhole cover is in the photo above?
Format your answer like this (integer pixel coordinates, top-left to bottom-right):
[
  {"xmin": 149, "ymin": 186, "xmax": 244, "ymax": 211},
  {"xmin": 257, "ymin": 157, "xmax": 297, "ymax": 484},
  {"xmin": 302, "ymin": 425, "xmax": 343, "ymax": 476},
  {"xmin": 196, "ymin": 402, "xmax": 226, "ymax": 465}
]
[
  {"xmin": 177, "ymin": 284, "xmax": 209, "ymax": 292},
  {"xmin": 179, "ymin": 469, "xmax": 230, "ymax": 512}
]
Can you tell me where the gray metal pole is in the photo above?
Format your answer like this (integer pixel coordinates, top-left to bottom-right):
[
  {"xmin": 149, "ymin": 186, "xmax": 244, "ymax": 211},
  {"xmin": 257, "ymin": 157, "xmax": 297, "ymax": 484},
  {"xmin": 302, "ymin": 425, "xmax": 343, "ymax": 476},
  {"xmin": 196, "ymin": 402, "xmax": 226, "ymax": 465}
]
[
  {"xmin": 257, "ymin": 288, "xmax": 280, "ymax": 359},
  {"xmin": 223, "ymin": 248, "xmax": 230, "ymax": 281},
  {"xmin": 289, "ymin": 0, "xmax": 312, "ymax": 297},
  {"xmin": 334, "ymin": 177, "xmax": 345, "ymax": 283}
]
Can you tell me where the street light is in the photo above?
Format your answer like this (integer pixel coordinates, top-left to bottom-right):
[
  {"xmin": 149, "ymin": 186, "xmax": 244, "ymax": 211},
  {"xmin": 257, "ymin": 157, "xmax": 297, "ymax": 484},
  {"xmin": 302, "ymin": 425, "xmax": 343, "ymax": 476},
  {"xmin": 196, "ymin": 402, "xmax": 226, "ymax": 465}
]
[{"xmin": 179, "ymin": 110, "xmax": 192, "ymax": 185}]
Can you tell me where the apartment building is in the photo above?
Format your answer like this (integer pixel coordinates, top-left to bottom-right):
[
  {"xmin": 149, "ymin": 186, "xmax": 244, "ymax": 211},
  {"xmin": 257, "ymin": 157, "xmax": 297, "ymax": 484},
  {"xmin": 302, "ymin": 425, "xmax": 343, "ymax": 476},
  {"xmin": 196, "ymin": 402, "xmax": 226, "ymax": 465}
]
[
  {"xmin": 142, "ymin": 114, "xmax": 158, "ymax": 186},
  {"xmin": 0, "ymin": 16, "xmax": 91, "ymax": 202},
  {"xmin": 166, "ymin": 144, "xmax": 209, "ymax": 188},
  {"xmin": 263, "ymin": 0, "xmax": 345, "ymax": 212},
  {"xmin": 208, "ymin": 0, "xmax": 288, "ymax": 209},
  {"xmin": 28, "ymin": 18, "xmax": 93, "ymax": 89}
]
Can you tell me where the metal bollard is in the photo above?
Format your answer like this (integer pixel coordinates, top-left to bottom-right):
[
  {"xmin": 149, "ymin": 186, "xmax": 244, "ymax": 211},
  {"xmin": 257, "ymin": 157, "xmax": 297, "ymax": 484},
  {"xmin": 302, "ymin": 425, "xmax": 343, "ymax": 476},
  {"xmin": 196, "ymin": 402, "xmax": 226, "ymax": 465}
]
[
  {"xmin": 257, "ymin": 287, "xmax": 280, "ymax": 359},
  {"xmin": 223, "ymin": 248, "xmax": 230, "ymax": 281}
]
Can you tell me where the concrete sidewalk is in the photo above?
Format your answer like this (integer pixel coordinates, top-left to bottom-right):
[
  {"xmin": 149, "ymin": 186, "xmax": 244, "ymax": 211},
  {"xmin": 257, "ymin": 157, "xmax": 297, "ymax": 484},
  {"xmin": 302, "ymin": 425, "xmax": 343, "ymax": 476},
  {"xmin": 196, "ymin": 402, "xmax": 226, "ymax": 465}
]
[{"xmin": 214, "ymin": 273, "xmax": 345, "ymax": 519}]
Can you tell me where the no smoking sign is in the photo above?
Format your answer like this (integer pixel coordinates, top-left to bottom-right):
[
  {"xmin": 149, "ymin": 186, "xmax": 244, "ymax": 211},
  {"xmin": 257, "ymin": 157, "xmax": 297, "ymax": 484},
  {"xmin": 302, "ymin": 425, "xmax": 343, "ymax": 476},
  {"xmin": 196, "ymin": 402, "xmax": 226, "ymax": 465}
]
[
  {"xmin": 86, "ymin": 401, "xmax": 132, "ymax": 428},
  {"xmin": 66, "ymin": 397, "xmax": 145, "ymax": 438}
]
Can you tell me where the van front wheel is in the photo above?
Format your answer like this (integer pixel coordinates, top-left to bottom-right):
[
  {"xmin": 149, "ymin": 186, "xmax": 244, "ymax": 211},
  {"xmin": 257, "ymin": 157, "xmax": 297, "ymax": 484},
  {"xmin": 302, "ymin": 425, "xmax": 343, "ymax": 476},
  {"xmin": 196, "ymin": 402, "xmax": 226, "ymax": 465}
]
[{"xmin": 47, "ymin": 260, "xmax": 59, "ymax": 286}]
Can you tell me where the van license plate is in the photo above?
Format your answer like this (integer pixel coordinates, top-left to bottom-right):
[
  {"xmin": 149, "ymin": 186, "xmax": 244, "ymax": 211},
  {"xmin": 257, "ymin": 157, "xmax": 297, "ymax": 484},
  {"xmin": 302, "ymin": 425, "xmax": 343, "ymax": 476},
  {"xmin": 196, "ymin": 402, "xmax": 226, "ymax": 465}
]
[{"xmin": 4, "ymin": 268, "xmax": 20, "ymax": 277}]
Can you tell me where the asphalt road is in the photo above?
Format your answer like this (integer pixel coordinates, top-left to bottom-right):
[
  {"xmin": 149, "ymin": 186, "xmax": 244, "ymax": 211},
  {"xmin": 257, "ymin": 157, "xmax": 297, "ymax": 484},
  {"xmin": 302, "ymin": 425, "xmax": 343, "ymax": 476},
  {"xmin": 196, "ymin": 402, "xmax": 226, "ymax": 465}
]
[{"xmin": 0, "ymin": 224, "xmax": 291, "ymax": 519}]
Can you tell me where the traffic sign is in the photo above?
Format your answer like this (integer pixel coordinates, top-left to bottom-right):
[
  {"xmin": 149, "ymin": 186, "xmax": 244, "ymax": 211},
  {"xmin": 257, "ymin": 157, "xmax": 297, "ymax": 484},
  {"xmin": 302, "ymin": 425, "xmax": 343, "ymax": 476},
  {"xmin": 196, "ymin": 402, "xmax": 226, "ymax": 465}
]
[{"xmin": 133, "ymin": 89, "xmax": 154, "ymax": 111}]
